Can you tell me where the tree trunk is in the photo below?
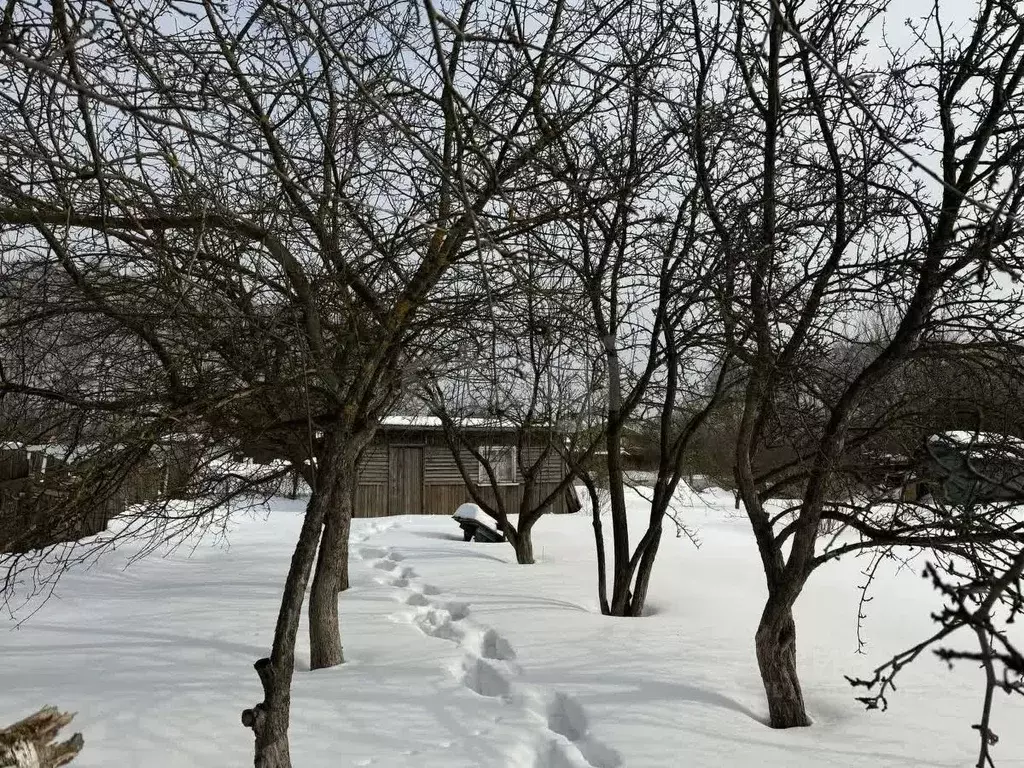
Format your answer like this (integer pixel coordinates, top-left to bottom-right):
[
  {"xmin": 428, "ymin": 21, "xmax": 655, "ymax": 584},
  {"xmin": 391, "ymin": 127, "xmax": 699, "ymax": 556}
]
[
  {"xmin": 512, "ymin": 523, "xmax": 535, "ymax": 564},
  {"xmin": 602, "ymin": 334, "xmax": 632, "ymax": 615},
  {"xmin": 584, "ymin": 480, "xmax": 611, "ymax": 615},
  {"xmin": 755, "ymin": 602, "xmax": 811, "ymax": 728},
  {"xmin": 337, "ymin": 516, "xmax": 351, "ymax": 593},
  {"xmin": 308, "ymin": 504, "xmax": 348, "ymax": 669},
  {"xmin": 626, "ymin": 526, "xmax": 662, "ymax": 616},
  {"xmin": 0, "ymin": 707, "xmax": 83, "ymax": 767},
  {"xmin": 308, "ymin": 447, "xmax": 359, "ymax": 670},
  {"xmin": 605, "ymin": 455, "xmax": 631, "ymax": 615},
  {"xmin": 608, "ymin": 577, "xmax": 631, "ymax": 616},
  {"xmin": 337, "ymin": 484, "xmax": 355, "ymax": 593},
  {"xmin": 243, "ymin": 464, "xmax": 337, "ymax": 768}
]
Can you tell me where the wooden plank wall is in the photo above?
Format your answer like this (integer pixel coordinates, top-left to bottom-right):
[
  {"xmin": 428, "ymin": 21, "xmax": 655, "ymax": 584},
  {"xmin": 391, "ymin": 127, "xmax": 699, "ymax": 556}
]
[
  {"xmin": 421, "ymin": 441, "xmax": 565, "ymax": 485},
  {"xmin": 354, "ymin": 443, "xmax": 392, "ymax": 517},
  {"xmin": 519, "ymin": 447, "xmax": 565, "ymax": 484},
  {"xmin": 424, "ymin": 444, "xmax": 474, "ymax": 483},
  {"xmin": 0, "ymin": 448, "xmax": 166, "ymax": 553},
  {"xmin": 0, "ymin": 481, "xmax": 125, "ymax": 554},
  {"xmin": 354, "ymin": 484, "xmax": 387, "ymax": 518},
  {"xmin": 358, "ymin": 445, "xmax": 389, "ymax": 483},
  {"xmin": 0, "ymin": 450, "xmax": 31, "ymax": 485},
  {"xmin": 422, "ymin": 482, "xmax": 566, "ymax": 516}
]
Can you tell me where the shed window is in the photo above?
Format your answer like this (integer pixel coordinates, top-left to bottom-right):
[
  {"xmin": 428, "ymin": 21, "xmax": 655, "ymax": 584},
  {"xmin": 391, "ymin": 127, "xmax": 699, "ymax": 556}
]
[{"xmin": 478, "ymin": 445, "xmax": 517, "ymax": 485}]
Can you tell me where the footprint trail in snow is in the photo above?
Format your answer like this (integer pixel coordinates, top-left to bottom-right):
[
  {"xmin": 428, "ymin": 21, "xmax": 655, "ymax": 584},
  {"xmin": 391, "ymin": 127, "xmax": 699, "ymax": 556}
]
[{"xmin": 355, "ymin": 543, "xmax": 622, "ymax": 768}]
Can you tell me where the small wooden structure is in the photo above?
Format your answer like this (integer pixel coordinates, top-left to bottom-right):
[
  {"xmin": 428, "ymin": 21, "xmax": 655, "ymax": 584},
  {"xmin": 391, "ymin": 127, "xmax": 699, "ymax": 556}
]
[{"xmin": 354, "ymin": 417, "xmax": 573, "ymax": 517}]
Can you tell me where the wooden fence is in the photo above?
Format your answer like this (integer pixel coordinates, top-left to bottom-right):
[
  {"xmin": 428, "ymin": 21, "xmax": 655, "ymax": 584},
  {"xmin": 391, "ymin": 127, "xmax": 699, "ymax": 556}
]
[{"xmin": 0, "ymin": 447, "xmax": 162, "ymax": 554}]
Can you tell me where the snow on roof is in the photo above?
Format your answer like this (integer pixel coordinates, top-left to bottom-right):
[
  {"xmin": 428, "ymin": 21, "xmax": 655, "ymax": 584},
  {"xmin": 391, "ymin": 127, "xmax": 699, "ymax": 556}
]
[
  {"xmin": 928, "ymin": 431, "xmax": 1024, "ymax": 459},
  {"xmin": 0, "ymin": 436, "xmax": 198, "ymax": 461},
  {"xmin": 0, "ymin": 442, "xmax": 102, "ymax": 459},
  {"xmin": 380, "ymin": 415, "xmax": 520, "ymax": 430},
  {"xmin": 929, "ymin": 431, "xmax": 1024, "ymax": 448}
]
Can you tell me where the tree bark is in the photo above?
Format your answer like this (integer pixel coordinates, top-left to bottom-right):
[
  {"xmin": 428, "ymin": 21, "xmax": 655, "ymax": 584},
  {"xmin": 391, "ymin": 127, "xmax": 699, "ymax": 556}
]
[
  {"xmin": 755, "ymin": 602, "xmax": 811, "ymax": 728},
  {"xmin": 242, "ymin": 448, "xmax": 339, "ymax": 768},
  {"xmin": 627, "ymin": 527, "xmax": 662, "ymax": 616},
  {"xmin": 601, "ymin": 333, "xmax": 633, "ymax": 616},
  {"xmin": 0, "ymin": 707, "xmax": 83, "ymax": 767},
  {"xmin": 608, "ymin": 585, "xmax": 631, "ymax": 615},
  {"xmin": 583, "ymin": 480, "xmax": 611, "ymax": 615},
  {"xmin": 308, "ymin": 444, "xmax": 360, "ymax": 670},
  {"xmin": 511, "ymin": 522, "xmax": 535, "ymax": 564},
  {"xmin": 308, "ymin": 433, "xmax": 373, "ymax": 670},
  {"xmin": 337, "ymin": 485, "xmax": 354, "ymax": 593},
  {"xmin": 308, "ymin": 499, "xmax": 348, "ymax": 669}
]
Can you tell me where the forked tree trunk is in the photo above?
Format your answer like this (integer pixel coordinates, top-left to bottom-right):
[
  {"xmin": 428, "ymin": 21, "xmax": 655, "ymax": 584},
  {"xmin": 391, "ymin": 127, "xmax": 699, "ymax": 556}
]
[
  {"xmin": 605, "ymin": 528, "xmax": 661, "ymax": 617},
  {"xmin": 308, "ymin": 494, "xmax": 350, "ymax": 669},
  {"xmin": 308, "ymin": 438, "xmax": 366, "ymax": 670},
  {"xmin": 626, "ymin": 527, "xmax": 662, "ymax": 616},
  {"xmin": 243, "ymin": 450, "xmax": 341, "ymax": 768},
  {"xmin": 608, "ymin": 581, "xmax": 631, "ymax": 616},
  {"xmin": 755, "ymin": 601, "xmax": 811, "ymax": 728},
  {"xmin": 0, "ymin": 707, "xmax": 83, "ymax": 767}
]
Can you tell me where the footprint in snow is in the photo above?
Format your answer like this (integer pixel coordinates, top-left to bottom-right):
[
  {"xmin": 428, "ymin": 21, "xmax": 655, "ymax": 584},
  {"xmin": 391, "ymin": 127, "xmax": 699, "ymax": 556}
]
[
  {"xmin": 405, "ymin": 592, "xmax": 430, "ymax": 607},
  {"xmin": 456, "ymin": 655, "xmax": 513, "ymax": 699},
  {"xmin": 522, "ymin": 689, "xmax": 623, "ymax": 768}
]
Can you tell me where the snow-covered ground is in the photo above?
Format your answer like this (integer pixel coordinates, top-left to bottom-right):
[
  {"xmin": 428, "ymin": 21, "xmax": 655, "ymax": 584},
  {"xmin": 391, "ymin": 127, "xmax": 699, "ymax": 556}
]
[{"xmin": 2, "ymin": 486, "xmax": 1023, "ymax": 767}]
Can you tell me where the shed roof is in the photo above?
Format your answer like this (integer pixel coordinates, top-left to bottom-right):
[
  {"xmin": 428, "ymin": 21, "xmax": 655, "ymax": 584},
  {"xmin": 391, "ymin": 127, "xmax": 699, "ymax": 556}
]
[
  {"xmin": 380, "ymin": 415, "xmax": 523, "ymax": 431},
  {"xmin": 927, "ymin": 431, "xmax": 1024, "ymax": 460}
]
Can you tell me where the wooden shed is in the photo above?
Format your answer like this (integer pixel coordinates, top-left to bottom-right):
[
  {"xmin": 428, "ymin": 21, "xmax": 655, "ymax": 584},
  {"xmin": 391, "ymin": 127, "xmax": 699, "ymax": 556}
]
[{"xmin": 354, "ymin": 416, "xmax": 574, "ymax": 518}]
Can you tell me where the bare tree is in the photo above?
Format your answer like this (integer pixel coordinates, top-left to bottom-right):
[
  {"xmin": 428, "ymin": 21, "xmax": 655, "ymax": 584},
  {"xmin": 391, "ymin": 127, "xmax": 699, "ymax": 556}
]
[
  {"xmin": 691, "ymin": 0, "xmax": 1024, "ymax": 730},
  {"xmin": 421, "ymin": 245, "xmax": 597, "ymax": 563},
  {"xmin": 519, "ymin": 0, "xmax": 738, "ymax": 616}
]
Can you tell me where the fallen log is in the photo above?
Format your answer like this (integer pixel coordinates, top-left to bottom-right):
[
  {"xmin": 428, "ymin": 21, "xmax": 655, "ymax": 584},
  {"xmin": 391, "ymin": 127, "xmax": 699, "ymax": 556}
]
[{"xmin": 0, "ymin": 708, "xmax": 83, "ymax": 767}]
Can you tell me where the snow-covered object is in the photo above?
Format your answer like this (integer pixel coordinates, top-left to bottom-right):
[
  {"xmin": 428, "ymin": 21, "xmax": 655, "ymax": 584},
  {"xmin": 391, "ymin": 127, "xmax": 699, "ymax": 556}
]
[
  {"xmin": 382, "ymin": 415, "xmax": 515, "ymax": 430},
  {"xmin": 3, "ymin": 490, "xmax": 1022, "ymax": 766},
  {"xmin": 928, "ymin": 430, "xmax": 1024, "ymax": 457},
  {"xmin": 452, "ymin": 503, "xmax": 503, "ymax": 542},
  {"xmin": 452, "ymin": 502, "xmax": 487, "ymax": 522},
  {"xmin": 929, "ymin": 430, "xmax": 1024, "ymax": 447}
]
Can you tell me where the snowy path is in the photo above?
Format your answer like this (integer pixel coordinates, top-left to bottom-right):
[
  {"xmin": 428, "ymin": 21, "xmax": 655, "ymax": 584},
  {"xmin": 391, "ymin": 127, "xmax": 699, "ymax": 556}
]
[{"xmin": 356, "ymin": 541, "xmax": 622, "ymax": 768}]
